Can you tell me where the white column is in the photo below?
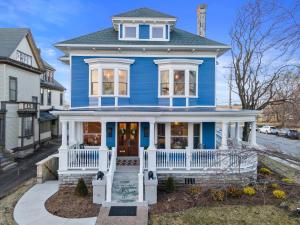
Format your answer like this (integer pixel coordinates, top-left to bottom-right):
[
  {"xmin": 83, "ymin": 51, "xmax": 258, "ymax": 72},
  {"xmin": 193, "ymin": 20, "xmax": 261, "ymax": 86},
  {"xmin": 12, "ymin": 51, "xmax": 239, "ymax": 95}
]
[
  {"xmin": 220, "ymin": 121, "xmax": 228, "ymax": 150},
  {"xmin": 165, "ymin": 122, "xmax": 171, "ymax": 149},
  {"xmin": 149, "ymin": 121, "xmax": 155, "ymax": 149},
  {"xmin": 235, "ymin": 122, "xmax": 241, "ymax": 142},
  {"xmin": 78, "ymin": 122, "xmax": 83, "ymax": 144},
  {"xmin": 61, "ymin": 121, "xmax": 68, "ymax": 148},
  {"xmin": 250, "ymin": 121, "xmax": 257, "ymax": 146},
  {"xmin": 100, "ymin": 120, "xmax": 107, "ymax": 150},
  {"xmin": 69, "ymin": 121, "xmax": 75, "ymax": 145},
  {"xmin": 188, "ymin": 123, "xmax": 193, "ymax": 149}
]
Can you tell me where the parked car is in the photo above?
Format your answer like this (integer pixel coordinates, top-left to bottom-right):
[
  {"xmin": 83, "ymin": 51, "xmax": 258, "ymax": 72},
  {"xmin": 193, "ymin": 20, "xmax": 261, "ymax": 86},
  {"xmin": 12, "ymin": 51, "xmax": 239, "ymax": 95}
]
[
  {"xmin": 286, "ymin": 130, "xmax": 299, "ymax": 139},
  {"xmin": 276, "ymin": 128, "xmax": 290, "ymax": 137},
  {"xmin": 256, "ymin": 125, "xmax": 263, "ymax": 131},
  {"xmin": 270, "ymin": 127, "xmax": 278, "ymax": 135},
  {"xmin": 258, "ymin": 125, "xmax": 277, "ymax": 134}
]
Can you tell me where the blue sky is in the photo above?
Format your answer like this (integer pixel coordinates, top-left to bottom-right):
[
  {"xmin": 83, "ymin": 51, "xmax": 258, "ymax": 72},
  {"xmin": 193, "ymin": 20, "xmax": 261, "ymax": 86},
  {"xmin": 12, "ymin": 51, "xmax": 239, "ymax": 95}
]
[{"xmin": 0, "ymin": 0, "xmax": 296, "ymax": 105}]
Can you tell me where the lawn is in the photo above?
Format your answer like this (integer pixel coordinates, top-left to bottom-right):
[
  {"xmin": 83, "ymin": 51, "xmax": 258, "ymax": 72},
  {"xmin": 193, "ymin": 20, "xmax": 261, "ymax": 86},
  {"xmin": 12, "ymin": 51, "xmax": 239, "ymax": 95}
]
[{"xmin": 151, "ymin": 205, "xmax": 300, "ymax": 225}]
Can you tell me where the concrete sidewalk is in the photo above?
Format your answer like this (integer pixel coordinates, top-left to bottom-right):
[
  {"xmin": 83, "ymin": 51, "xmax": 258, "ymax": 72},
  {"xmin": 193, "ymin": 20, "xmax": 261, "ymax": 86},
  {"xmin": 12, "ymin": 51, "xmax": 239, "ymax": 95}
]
[{"xmin": 14, "ymin": 181, "xmax": 97, "ymax": 225}]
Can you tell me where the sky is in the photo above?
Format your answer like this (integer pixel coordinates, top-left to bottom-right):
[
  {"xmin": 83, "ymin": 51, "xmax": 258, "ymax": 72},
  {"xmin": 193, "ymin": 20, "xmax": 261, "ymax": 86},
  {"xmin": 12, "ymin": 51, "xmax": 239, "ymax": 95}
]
[{"xmin": 0, "ymin": 0, "xmax": 296, "ymax": 105}]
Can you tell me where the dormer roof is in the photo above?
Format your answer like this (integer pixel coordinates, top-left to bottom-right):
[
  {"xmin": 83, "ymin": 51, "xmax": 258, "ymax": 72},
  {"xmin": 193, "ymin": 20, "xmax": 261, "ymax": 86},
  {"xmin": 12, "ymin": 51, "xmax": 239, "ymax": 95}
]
[{"xmin": 113, "ymin": 7, "xmax": 176, "ymax": 19}]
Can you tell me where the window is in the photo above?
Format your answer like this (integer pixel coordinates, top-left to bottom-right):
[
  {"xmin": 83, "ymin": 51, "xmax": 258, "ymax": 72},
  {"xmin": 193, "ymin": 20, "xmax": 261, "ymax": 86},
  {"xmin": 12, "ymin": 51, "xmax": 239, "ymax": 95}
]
[
  {"xmin": 157, "ymin": 123, "xmax": 165, "ymax": 149},
  {"xmin": 173, "ymin": 70, "xmax": 185, "ymax": 96},
  {"xmin": 151, "ymin": 26, "xmax": 164, "ymax": 39},
  {"xmin": 83, "ymin": 122, "xmax": 101, "ymax": 146},
  {"xmin": 118, "ymin": 70, "xmax": 128, "ymax": 95},
  {"xmin": 0, "ymin": 118, "xmax": 4, "ymax": 143},
  {"xmin": 90, "ymin": 69, "xmax": 99, "ymax": 96},
  {"xmin": 160, "ymin": 70, "xmax": 169, "ymax": 96},
  {"xmin": 189, "ymin": 71, "xmax": 197, "ymax": 96},
  {"xmin": 9, "ymin": 77, "xmax": 17, "ymax": 101},
  {"xmin": 102, "ymin": 69, "xmax": 114, "ymax": 95},
  {"xmin": 47, "ymin": 90, "xmax": 51, "ymax": 105},
  {"xmin": 193, "ymin": 124, "xmax": 202, "ymax": 149},
  {"xmin": 124, "ymin": 26, "xmax": 137, "ymax": 39},
  {"xmin": 40, "ymin": 89, "xmax": 44, "ymax": 105},
  {"xmin": 16, "ymin": 50, "xmax": 32, "ymax": 66},
  {"xmin": 60, "ymin": 93, "xmax": 63, "ymax": 106},
  {"xmin": 23, "ymin": 117, "xmax": 33, "ymax": 136},
  {"xmin": 171, "ymin": 122, "xmax": 188, "ymax": 149}
]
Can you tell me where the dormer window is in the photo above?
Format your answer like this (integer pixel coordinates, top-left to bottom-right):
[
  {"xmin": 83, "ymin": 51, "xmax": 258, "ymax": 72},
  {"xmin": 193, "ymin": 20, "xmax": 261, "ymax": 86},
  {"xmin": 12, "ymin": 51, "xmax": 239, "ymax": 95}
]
[
  {"xmin": 151, "ymin": 25, "xmax": 165, "ymax": 40},
  {"xmin": 16, "ymin": 50, "xmax": 32, "ymax": 66},
  {"xmin": 123, "ymin": 24, "xmax": 138, "ymax": 39}
]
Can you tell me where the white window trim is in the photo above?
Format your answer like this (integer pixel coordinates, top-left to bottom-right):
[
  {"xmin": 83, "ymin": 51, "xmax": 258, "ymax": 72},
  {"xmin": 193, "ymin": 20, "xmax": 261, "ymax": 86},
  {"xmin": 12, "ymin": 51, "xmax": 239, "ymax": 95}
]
[
  {"xmin": 150, "ymin": 24, "xmax": 166, "ymax": 41},
  {"xmin": 121, "ymin": 24, "xmax": 139, "ymax": 40}
]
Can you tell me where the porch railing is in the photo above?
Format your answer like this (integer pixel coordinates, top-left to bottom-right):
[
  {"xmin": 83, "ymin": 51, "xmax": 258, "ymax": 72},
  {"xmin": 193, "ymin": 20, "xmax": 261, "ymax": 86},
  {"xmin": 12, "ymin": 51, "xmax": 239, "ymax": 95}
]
[
  {"xmin": 138, "ymin": 147, "xmax": 144, "ymax": 202},
  {"xmin": 106, "ymin": 147, "xmax": 117, "ymax": 202},
  {"xmin": 144, "ymin": 148, "xmax": 257, "ymax": 172}
]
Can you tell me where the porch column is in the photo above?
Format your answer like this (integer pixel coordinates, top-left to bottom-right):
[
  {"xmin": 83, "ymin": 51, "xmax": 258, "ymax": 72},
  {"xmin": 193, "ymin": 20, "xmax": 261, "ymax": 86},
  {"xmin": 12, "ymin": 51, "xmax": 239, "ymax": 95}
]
[
  {"xmin": 59, "ymin": 121, "xmax": 68, "ymax": 171},
  {"xmin": 78, "ymin": 122, "xmax": 83, "ymax": 144},
  {"xmin": 235, "ymin": 122, "xmax": 241, "ymax": 143},
  {"xmin": 69, "ymin": 121, "xmax": 75, "ymax": 145},
  {"xmin": 165, "ymin": 123, "xmax": 171, "ymax": 149},
  {"xmin": 220, "ymin": 121, "xmax": 228, "ymax": 150},
  {"xmin": 100, "ymin": 120, "xmax": 107, "ymax": 150},
  {"xmin": 148, "ymin": 121, "xmax": 157, "ymax": 172},
  {"xmin": 250, "ymin": 121, "xmax": 257, "ymax": 147}
]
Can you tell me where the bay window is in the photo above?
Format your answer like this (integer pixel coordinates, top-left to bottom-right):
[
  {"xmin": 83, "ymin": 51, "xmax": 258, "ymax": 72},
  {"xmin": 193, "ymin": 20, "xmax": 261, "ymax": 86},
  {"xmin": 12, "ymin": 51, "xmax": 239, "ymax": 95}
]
[
  {"xmin": 171, "ymin": 122, "xmax": 188, "ymax": 149},
  {"xmin": 102, "ymin": 69, "xmax": 114, "ymax": 95},
  {"xmin": 173, "ymin": 70, "xmax": 185, "ymax": 96},
  {"xmin": 118, "ymin": 70, "xmax": 128, "ymax": 95},
  {"xmin": 160, "ymin": 70, "xmax": 169, "ymax": 96},
  {"xmin": 189, "ymin": 71, "xmax": 197, "ymax": 96}
]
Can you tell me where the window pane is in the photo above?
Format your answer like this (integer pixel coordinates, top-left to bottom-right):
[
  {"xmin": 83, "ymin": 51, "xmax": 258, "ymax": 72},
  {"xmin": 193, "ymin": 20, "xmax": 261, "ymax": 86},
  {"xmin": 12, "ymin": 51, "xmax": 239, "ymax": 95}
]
[
  {"xmin": 125, "ymin": 27, "xmax": 136, "ymax": 38},
  {"xmin": 174, "ymin": 70, "xmax": 185, "ymax": 95},
  {"xmin": 103, "ymin": 69, "xmax": 114, "ymax": 95},
  {"xmin": 152, "ymin": 27, "xmax": 163, "ymax": 38},
  {"xmin": 91, "ymin": 69, "xmax": 98, "ymax": 95},
  {"xmin": 83, "ymin": 122, "xmax": 101, "ymax": 146},
  {"xmin": 171, "ymin": 122, "xmax": 188, "ymax": 136},
  {"xmin": 91, "ymin": 69, "xmax": 98, "ymax": 82},
  {"xmin": 171, "ymin": 137, "xmax": 188, "ymax": 149},
  {"xmin": 189, "ymin": 71, "xmax": 196, "ymax": 96},
  {"xmin": 92, "ymin": 83, "xmax": 99, "ymax": 95},
  {"xmin": 118, "ymin": 70, "xmax": 128, "ymax": 95},
  {"xmin": 160, "ymin": 70, "xmax": 169, "ymax": 95},
  {"xmin": 157, "ymin": 123, "xmax": 165, "ymax": 149}
]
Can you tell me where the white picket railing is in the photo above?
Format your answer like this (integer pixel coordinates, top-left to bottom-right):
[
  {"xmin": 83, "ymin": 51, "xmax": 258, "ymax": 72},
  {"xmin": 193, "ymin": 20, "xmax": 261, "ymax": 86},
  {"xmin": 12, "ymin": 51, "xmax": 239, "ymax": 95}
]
[
  {"xmin": 67, "ymin": 149, "xmax": 100, "ymax": 169},
  {"xmin": 144, "ymin": 148, "xmax": 257, "ymax": 172},
  {"xmin": 106, "ymin": 147, "xmax": 117, "ymax": 202}
]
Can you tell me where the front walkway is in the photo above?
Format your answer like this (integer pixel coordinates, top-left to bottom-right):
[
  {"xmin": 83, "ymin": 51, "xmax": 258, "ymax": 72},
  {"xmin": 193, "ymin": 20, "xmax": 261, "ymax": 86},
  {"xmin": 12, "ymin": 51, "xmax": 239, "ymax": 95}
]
[{"xmin": 14, "ymin": 181, "xmax": 97, "ymax": 225}]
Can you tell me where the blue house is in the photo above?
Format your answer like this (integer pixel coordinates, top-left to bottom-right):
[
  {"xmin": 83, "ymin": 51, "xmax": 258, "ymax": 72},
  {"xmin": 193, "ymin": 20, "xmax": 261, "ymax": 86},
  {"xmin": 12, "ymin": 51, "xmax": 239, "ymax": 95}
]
[{"xmin": 54, "ymin": 7, "xmax": 258, "ymax": 205}]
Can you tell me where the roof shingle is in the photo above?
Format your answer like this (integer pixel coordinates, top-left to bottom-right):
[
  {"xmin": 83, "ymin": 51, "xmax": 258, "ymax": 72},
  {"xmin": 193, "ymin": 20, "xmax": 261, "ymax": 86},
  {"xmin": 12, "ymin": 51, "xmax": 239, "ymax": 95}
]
[{"xmin": 113, "ymin": 7, "xmax": 176, "ymax": 19}]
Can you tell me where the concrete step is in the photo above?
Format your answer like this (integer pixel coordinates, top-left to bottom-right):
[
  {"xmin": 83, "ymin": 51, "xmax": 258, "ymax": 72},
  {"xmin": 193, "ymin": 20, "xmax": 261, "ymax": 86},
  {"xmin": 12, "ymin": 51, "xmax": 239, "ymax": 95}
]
[{"xmin": 102, "ymin": 201, "xmax": 148, "ymax": 207}]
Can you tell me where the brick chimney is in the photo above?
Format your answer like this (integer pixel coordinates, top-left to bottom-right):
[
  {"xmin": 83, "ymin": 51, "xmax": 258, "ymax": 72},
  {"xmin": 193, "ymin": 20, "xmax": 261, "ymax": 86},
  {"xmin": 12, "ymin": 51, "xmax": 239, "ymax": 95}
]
[{"xmin": 197, "ymin": 4, "xmax": 207, "ymax": 37}]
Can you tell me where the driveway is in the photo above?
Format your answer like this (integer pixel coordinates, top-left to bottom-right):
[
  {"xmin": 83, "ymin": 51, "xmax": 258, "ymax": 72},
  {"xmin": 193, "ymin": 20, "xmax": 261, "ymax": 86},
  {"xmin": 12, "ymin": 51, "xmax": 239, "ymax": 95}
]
[{"xmin": 0, "ymin": 139, "xmax": 60, "ymax": 198}]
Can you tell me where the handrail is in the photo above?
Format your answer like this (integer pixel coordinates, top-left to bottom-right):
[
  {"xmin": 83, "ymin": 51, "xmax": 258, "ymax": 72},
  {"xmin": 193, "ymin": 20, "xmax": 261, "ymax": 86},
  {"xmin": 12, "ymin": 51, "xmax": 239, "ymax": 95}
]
[{"xmin": 106, "ymin": 147, "xmax": 117, "ymax": 202}]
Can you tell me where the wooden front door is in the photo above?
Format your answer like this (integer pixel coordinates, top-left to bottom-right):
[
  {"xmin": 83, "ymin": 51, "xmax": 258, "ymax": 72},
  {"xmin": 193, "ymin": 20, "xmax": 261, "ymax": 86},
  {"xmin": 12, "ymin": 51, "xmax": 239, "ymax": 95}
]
[{"xmin": 117, "ymin": 122, "xmax": 139, "ymax": 156}]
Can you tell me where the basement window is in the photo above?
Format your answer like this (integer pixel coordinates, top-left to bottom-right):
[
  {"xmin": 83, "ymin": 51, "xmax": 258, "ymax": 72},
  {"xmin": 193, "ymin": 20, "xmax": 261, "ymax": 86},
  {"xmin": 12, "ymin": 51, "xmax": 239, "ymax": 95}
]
[{"xmin": 185, "ymin": 178, "xmax": 195, "ymax": 185}]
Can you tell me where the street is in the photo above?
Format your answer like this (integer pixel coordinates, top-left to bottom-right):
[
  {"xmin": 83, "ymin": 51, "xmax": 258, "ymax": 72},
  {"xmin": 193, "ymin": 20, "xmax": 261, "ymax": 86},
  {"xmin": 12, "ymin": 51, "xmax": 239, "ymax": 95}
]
[{"xmin": 0, "ymin": 139, "xmax": 60, "ymax": 198}]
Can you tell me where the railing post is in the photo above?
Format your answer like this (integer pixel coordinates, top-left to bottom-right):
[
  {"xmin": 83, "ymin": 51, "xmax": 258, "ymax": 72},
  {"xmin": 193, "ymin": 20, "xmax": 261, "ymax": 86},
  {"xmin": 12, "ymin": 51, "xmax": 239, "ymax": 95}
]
[
  {"xmin": 186, "ymin": 147, "xmax": 191, "ymax": 170},
  {"xmin": 98, "ymin": 148, "xmax": 108, "ymax": 172},
  {"xmin": 59, "ymin": 147, "xmax": 68, "ymax": 171},
  {"xmin": 148, "ymin": 148, "xmax": 157, "ymax": 172},
  {"xmin": 106, "ymin": 173, "xmax": 111, "ymax": 202}
]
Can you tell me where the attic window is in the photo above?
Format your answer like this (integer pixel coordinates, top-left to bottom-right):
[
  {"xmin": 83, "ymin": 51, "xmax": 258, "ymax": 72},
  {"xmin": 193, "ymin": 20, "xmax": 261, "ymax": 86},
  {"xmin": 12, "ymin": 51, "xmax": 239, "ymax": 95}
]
[
  {"xmin": 151, "ymin": 26, "xmax": 164, "ymax": 39},
  {"xmin": 16, "ymin": 50, "xmax": 32, "ymax": 66},
  {"xmin": 124, "ymin": 25, "xmax": 137, "ymax": 39}
]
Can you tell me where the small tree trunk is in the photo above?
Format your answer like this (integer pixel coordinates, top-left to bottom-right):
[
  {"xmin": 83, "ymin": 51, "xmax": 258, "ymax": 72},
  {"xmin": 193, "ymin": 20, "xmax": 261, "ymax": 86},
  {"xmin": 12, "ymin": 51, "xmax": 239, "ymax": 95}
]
[{"xmin": 242, "ymin": 122, "xmax": 251, "ymax": 141}]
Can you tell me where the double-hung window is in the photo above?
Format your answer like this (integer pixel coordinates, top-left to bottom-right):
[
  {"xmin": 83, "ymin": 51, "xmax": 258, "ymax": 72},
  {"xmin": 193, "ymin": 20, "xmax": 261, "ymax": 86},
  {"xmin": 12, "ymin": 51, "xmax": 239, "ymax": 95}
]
[
  {"xmin": 40, "ymin": 89, "xmax": 44, "ymax": 105},
  {"xmin": 118, "ymin": 70, "xmax": 128, "ymax": 95},
  {"xmin": 151, "ymin": 25, "xmax": 165, "ymax": 40},
  {"xmin": 124, "ymin": 25, "xmax": 137, "ymax": 39},
  {"xmin": 171, "ymin": 122, "xmax": 188, "ymax": 149},
  {"xmin": 9, "ymin": 77, "xmax": 17, "ymax": 101},
  {"xmin": 90, "ymin": 69, "xmax": 99, "ymax": 96},
  {"xmin": 47, "ymin": 90, "xmax": 51, "ymax": 105},
  {"xmin": 173, "ymin": 70, "xmax": 185, "ymax": 96},
  {"xmin": 102, "ymin": 69, "xmax": 114, "ymax": 95},
  {"xmin": 160, "ymin": 70, "xmax": 169, "ymax": 96},
  {"xmin": 23, "ymin": 117, "xmax": 33, "ymax": 137}
]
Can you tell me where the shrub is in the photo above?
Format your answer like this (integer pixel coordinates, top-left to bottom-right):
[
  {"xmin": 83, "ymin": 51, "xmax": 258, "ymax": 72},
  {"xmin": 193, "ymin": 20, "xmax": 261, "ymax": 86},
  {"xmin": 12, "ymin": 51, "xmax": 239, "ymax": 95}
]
[
  {"xmin": 281, "ymin": 178, "xmax": 294, "ymax": 184},
  {"xmin": 273, "ymin": 190, "xmax": 286, "ymax": 199},
  {"xmin": 259, "ymin": 167, "xmax": 272, "ymax": 175},
  {"xmin": 226, "ymin": 185, "xmax": 243, "ymax": 198},
  {"xmin": 187, "ymin": 186, "xmax": 202, "ymax": 197},
  {"xmin": 75, "ymin": 178, "xmax": 88, "ymax": 197},
  {"xmin": 165, "ymin": 177, "xmax": 175, "ymax": 193},
  {"xmin": 270, "ymin": 183, "xmax": 279, "ymax": 189},
  {"xmin": 243, "ymin": 186, "xmax": 256, "ymax": 196},
  {"xmin": 211, "ymin": 189, "xmax": 225, "ymax": 201}
]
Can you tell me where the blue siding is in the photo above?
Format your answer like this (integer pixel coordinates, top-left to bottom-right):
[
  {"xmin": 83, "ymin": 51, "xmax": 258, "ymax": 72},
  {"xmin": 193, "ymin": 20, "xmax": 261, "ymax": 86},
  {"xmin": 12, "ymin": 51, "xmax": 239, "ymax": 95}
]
[
  {"xmin": 71, "ymin": 56, "xmax": 215, "ymax": 107},
  {"xmin": 158, "ymin": 98, "xmax": 169, "ymax": 106},
  {"xmin": 202, "ymin": 122, "xmax": 215, "ymax": 149},
  {"xmin": 101, "ymin": 97, "xmax": 115, "ymax": 106},
  {"xmin": 118, "ymin": 98, "xmax": 130, "ymax": 105},
  {"xmin": 106, "ymin": 122, "xmax": 115, "ymax": 147},
  {"xmin": 139, "ymin": 25, "xmax": 150, "ymax": 39},
  {"xmin": 173, "ymin": 98, "xmax": 185, "ymax": 106},
  {"xmin": 140, "ymin": 122, "xmax": 149, "ymax": 147}
]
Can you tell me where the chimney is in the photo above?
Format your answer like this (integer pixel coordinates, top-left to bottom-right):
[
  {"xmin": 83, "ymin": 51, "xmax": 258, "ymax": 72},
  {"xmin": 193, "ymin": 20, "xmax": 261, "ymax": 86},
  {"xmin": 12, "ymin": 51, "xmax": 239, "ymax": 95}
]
[{"xmin": 197, "ymin": 4, "xmax": 207, "ymax": 37}]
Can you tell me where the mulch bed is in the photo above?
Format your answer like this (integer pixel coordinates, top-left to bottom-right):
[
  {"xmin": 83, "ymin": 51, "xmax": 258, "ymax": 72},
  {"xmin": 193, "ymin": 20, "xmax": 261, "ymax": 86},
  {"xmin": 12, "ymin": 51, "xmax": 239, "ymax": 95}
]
[
  {"xmin": 150, "ymin": 166, "xmax": 300, "ymax": 215},
  {"xmin": 45, "ymin": 187, "xmax": 100, "ymax": 218}
]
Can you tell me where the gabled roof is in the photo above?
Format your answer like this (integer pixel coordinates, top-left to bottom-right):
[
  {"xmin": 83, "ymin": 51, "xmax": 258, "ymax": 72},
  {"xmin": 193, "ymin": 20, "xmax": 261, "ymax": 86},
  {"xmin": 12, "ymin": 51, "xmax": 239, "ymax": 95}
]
[
  {"xmin": 0, "ymin": 28, "xmax": 29, "ymax": 57},
  {"xmin": 41, "ymin": 78, "xmax": 66, "ymax": 91},
  {"xmin": 113, "ymin": 7, "xmax": 176, "ymax": 19},
  {"xmin": 55, "ymin": 27, "xmax": 228, "ymax": 47}
]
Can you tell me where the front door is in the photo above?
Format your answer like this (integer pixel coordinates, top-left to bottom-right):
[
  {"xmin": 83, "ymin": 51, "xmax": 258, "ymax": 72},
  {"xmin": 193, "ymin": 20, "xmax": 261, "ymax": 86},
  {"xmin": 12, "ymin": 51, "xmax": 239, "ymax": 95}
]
[{"xmin": 117, "ymin": 122, "xmax": 139, "ymax": 156}]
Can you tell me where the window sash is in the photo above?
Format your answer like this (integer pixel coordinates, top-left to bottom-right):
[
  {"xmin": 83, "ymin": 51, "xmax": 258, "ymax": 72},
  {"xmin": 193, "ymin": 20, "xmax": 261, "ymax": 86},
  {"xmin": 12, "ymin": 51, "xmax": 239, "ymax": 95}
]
[
  {"xmin": 9, "ymin": 78, "xmax": 17, "ymax": 101},
  {"xmin": 189, "ymin": 71, "xmax": 197, "ymax": 96},
  {"xmin": 118, "ymin": 70, "xmax": 128, "ymax": 96},
  {"xmin": 102, "ymin": 69, "xmax": 114, "ymax": 95},
  {"xmin": 160, "ymin": 70, "xmax": 169, "ymax": 96},
  {"xmin": 152, "ymin": 26, "xmax": 164, "ymax": 39},
  {"xmin": 23, "ymin": 117, "xmax": 33, "ymax": 136},
  {"xmin": 173, "ymin": 70, "xmax": 185, "ymax": 96},
  {"xmin": 90, "ymin": 69, "xmax": 99, "ymax": 96},
  {"xmin": 157, "ymin": 123, "xmax": 165, "ymax": 149},
  {"xmin": 47, "ymin": 90, "xmax": 51, "ymax": 105},
  {"xmin": 40, "ymin": 89, "xmax": 44, "ymax": 105},
  {"xmin": 124, "ymin": 26, "xmax": 137, "ymax": 38}
]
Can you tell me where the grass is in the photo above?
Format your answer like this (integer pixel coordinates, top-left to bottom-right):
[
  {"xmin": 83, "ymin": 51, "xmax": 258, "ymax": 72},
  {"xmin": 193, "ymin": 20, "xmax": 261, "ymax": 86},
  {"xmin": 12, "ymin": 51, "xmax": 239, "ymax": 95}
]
[
  {"xmin": 151, "ymin": 205, "xmax": 300, "ymax": 225},
  {"xmin": 0, "ymin": 178, "xmax": 36, "ymax": 225}
]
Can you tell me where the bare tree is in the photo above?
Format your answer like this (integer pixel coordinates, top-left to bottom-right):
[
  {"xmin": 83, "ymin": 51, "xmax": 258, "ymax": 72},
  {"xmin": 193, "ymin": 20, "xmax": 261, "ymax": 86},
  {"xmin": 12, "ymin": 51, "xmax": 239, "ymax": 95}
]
[{"xmin": 230, "ymin": 0, "xmax": 300, "ymax": 140}]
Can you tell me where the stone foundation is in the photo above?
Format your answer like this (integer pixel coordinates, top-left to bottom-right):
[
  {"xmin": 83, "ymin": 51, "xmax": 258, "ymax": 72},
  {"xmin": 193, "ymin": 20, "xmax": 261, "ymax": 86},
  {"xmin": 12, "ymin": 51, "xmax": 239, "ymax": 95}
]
[
  {"xmin": 157, "ymin": 169, "xmax": 257, "ymax": 187},
  {"xmin": 59, "ymin": 172, "xmax": 97, "ymax": 186}
]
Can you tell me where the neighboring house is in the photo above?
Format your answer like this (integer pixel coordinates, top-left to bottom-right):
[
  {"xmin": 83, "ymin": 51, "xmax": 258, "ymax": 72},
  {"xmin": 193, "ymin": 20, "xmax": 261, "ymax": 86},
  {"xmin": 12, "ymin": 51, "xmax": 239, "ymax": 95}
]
[
  {"xmin": 54, "ymin": 7, "xmax": 259, "ymax": 205},
  {"xmin": 39, "ymin": 60, "xmax": 66, "ymax": 143},
  {"xmin": 0, "ymin": 28, "xmax": 44, "ymax": 158}
]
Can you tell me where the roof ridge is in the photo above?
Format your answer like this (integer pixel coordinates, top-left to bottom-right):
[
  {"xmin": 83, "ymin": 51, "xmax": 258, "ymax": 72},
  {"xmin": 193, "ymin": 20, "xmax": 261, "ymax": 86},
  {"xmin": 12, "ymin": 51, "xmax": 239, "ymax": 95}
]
[{"xmin": 113, "ymin": 7, "xmax": 176, "ymax": 19}]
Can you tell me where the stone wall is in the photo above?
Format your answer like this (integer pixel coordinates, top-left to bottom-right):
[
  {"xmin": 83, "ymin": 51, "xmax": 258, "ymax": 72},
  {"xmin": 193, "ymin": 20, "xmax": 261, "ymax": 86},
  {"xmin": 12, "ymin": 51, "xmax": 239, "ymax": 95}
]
[
  {"xmin": 36, "ymin": 154, "xmax": 58, "ymax": 183},
  {"xmin": 59, "ymin": 172, "xmax": 97, "ymax": 186}
]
